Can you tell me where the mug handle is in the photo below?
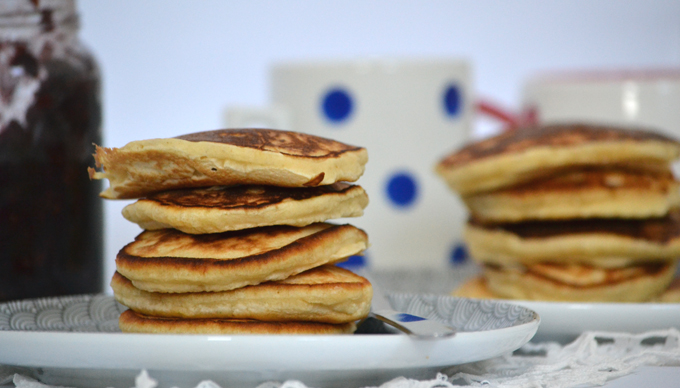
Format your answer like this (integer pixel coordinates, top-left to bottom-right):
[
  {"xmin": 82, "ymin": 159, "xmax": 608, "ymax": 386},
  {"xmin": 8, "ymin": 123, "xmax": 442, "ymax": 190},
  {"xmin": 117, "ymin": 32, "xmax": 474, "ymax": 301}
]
[
  {"xmin": 223, "ymin": 104, "xmax": 292, "ymax": 130},
  {"xmin": 476, "ymin": 98, "xmax": 538, "ymax": 131}
]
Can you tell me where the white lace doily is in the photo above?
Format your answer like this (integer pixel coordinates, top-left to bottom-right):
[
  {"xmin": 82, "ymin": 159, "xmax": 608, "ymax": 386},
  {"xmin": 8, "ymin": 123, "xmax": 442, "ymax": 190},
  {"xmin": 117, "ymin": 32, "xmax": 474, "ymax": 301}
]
[{"xmin": 2, "ymin": 328, "xmax": 680, "ymax": 388}]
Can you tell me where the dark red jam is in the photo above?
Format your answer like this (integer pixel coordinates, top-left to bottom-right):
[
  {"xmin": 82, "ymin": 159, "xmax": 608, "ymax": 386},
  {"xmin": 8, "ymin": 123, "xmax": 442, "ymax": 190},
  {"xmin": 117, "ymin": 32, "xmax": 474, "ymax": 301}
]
[{"xmin": 0, "ymin": 2, "xmax": 103, "ymax": 301}]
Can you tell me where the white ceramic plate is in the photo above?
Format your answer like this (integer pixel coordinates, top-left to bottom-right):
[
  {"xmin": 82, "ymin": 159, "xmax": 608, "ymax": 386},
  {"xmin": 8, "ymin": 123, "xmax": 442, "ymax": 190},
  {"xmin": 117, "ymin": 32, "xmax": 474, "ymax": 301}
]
[
  {"xmin": 0, "ymin": 294, "xmax": 539, "ymax": 388},
  {"xmin": 514, "ymin": 301, "xmax": 680, "ymax": 343},
  {"xmin": 370, "ymin": 268, "xmax": 680, "ymax": 344}
]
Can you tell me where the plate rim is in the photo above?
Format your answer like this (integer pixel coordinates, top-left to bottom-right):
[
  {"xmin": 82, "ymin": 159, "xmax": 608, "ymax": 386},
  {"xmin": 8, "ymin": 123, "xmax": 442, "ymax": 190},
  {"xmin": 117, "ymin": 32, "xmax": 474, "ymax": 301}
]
[
  {"xmin": 0, "ymin": 294, "xmax": 540, "ymax": 371},
  {"xmin": 511, "ymin": 299, "xmax": 680, "ymax": 342}
]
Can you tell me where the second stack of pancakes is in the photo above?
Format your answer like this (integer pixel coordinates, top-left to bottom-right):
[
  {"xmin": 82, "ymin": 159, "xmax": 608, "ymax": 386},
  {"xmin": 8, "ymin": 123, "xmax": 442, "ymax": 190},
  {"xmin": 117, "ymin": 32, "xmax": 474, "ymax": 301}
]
[
  {"xmin": 436, "ymin": 123, "xmax": 680, "ymax": 302},
  {"xmin": 89, "ymin": 128, "xmax": 373, "ymax": 334}
]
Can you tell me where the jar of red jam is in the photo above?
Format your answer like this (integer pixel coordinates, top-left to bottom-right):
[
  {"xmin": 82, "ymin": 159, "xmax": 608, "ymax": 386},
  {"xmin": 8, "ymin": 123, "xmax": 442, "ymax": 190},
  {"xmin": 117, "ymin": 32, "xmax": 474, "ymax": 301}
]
[{"xmin": 0, "ymin": 0, "xmax": 103, "ymax": 301}]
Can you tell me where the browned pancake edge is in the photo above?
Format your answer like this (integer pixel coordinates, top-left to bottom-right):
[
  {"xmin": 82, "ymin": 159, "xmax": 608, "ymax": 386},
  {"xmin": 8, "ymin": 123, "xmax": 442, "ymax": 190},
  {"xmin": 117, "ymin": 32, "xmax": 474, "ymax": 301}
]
[
  {"xmin": 118, "ymin": 309, "xmax": 357, "ymax": 334},
  {"xmin": 115, "ymin": 223, "xmax": 367, "ymax": 279},
  {"xmin": 176, "ymin": 128, "xmax": 364, "ymax": 158},
  {"xmin": 490, "ymin": 167, "xmax": 676, "ymax": 197},
  {"xmin": 438, "ymin": 123, "xmax": 680, "ymax": 169},
  {"xmin": 470, "ymin": 210, "xmax": 680, "ymax": 245},
  {"xmin": 142, "ymin": 182, "xmax": 360, "ymax": 210}
]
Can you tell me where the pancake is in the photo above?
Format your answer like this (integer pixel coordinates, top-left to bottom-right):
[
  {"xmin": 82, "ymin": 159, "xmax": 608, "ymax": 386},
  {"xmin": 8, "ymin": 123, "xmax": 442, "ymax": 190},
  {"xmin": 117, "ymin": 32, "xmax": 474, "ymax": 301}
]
[
  {"xmin": 482, "ymin": 261, "xmax": 677, "ymax": 302},
  {"xmin": 451, "ymin": 276, "xmax": 497, "ymax": 299},
  {"xmin": 657, "ymin": 278, "xmax": 680, "ymax": 303},
  {"xmin": 465, "ymin": 213, "xmax": 680, "ymax": 267},
  {"xmin": 436, "ymin": 123, "xmax": 680, "ymax": 196},
  {"xmin": 455, "ymin": 275, "xmax": 680, "ymax": 303},
  {"xmin": 112, "ymin": 265, "xmax": 372, "ymax": 324},
  {"xmin": 463, "ymin": 167, "xmax": 680, "ymax": 222},
  {"xmin": 88, "ymin": 128, "xmax": 368, "ymax": 199},
  {"xmin": 118, "ymin": 310, "xmax": 357, "ymax": 335},
  {"xmin": 122, "ymin": 183, "xmax": 369, "ymax": 234},
  {"xmin": 115, "ymin": 223, "xmax": 368, "ymax": 293}
]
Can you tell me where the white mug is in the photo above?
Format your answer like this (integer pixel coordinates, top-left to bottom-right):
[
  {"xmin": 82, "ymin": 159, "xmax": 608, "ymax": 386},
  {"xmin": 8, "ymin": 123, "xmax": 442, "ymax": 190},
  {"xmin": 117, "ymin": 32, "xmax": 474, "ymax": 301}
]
[
  {"xmin": 225, "ymin": 58, "xmax": 474, "ymax": 270},
  {"xmin": 522, "ymin": 69, "xmax": 680, "ymax": 139}
]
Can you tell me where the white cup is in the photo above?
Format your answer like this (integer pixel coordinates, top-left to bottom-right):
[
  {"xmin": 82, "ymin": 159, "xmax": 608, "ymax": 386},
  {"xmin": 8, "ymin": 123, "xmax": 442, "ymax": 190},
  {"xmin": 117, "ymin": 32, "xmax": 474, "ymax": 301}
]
[
  {"xmin": 522, "ymin": 69, "xmax": 680, "ymax": 139},
  {"xmin": 226, "ymin": 58, "xmax": 474, "ymax": 270}
]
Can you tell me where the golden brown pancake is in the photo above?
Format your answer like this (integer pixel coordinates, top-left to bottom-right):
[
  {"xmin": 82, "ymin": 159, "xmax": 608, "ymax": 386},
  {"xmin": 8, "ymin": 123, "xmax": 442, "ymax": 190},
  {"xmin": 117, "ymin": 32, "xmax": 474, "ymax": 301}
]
[
  {"xmin": 456, "ymin": 274, "xmax": 680, "ymax": 303},
  {"xmin": 115, "ymin": 223, "xmax": 368, "ymax": 293},
  {"xmin": 465, "ymin": 212, "xmax": 680, "ymax": 267},
  {"xmin": 451, "ymin": 276, "xmax": 497, "ymax": 299},
  {"xmin": 481, "ymin": 261, "xmax": 677, "ymax": 302},
  {"xmin": 112, "ymin": 265, "xmax": 372, "ymax": 324},
  {"xmin": 463, "ymin": 167, "xmax": 680, "ymax": 222},
  {"xmin": 656, "ymin": 278, "xmax": 680, "ymax": 303},
  {"xmin": 122, "ymin": 183, "xmax": 369, "ymax": 234},
  {"xmin": 118, "ymin": 310, "xmax": 357, "ymax": 335},
  {"xmin": 436, "ymin": 123, "xmax": 680, "ymax": 196},
  {"xmin": 89, "ymin": 128, "xmax": 368, "ymax": 199}
]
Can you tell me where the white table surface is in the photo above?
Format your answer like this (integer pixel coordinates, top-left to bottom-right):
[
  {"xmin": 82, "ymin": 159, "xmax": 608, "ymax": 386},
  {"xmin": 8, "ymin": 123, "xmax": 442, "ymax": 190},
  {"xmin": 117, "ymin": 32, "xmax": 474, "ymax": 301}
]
[{"xmin": 592, "ymin": 366, "xmax": 680, "ymax": 388}]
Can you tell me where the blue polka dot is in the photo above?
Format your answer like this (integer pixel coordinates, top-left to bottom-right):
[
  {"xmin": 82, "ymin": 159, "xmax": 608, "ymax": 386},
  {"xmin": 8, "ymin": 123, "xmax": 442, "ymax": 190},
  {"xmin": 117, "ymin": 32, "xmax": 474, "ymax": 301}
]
[
  {"xmin": 443, "ymin": 84, "xmax": 462, "ymax": 117},
  {"xmin": 321, "ymin": 87, "xmax": 353, "ymax": 123},
  {"xmin": 386, "ymin": 172, "xmax": 418, "ymax": 208},
  {"xmin": 449, "ymin": 243, "xmax": 468, "ymax": 266},
  {"xmin": 336, "ymin": 254, "xmax": 367, "ymax": 269}
]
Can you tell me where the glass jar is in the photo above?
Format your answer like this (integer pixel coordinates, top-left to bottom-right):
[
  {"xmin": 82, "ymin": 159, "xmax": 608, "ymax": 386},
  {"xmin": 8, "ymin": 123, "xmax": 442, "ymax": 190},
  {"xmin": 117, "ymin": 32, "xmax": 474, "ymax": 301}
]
[{"xmin": 0, "ymin": 0, "xmax": 103, "ymax": 301}]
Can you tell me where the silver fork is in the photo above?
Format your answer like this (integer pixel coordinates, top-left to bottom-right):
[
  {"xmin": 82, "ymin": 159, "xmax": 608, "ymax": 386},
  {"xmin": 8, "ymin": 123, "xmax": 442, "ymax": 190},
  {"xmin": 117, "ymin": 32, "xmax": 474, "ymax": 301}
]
[{"xmin": 365, "ymin": 273, "xmax": 457, "ymax": 339}]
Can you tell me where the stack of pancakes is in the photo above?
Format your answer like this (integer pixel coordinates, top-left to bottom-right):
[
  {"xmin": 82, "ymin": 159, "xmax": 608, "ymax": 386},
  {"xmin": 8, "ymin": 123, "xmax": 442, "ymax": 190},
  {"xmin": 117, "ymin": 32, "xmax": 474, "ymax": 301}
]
[
  {"xmin": 89, "ymin": 128, "xmax": 373, "ymax": 334},
  {"xmin": 435, "ymin": 123, "xmax": 680, "ymax": 302}
]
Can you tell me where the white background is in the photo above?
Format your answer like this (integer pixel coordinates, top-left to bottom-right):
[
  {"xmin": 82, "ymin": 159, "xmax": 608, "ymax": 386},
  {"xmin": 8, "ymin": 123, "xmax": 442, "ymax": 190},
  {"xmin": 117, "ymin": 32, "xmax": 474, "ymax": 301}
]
[{"xmin": 76, "ymin": 0, "xmax": 680, "ymax": 290}]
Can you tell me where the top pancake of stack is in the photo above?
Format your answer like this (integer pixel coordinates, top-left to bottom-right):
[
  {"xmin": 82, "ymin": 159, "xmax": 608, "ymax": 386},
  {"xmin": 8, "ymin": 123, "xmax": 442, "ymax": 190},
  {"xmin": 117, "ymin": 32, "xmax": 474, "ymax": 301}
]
[
  {"xmin": 436, "ymin": 123, "xmax": 680, "ymax": 197},
  {"xmin": 88, "ymin": 128, "xmax": 369, "ymax": 200}
]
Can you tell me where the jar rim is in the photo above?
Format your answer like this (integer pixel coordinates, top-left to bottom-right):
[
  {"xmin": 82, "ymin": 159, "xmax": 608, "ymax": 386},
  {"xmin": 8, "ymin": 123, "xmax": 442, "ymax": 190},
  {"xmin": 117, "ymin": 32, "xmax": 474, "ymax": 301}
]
[
  {"xmin": 0, "ymin": 0, "xmax": 76, "ymax": 15},
  {"xmin": 0, "ymin": 0, "xmax": 78, "ymax": 32},
  {"xmin": 0, "ymin": 3, "xmax": 79, "ymax": 40}
]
